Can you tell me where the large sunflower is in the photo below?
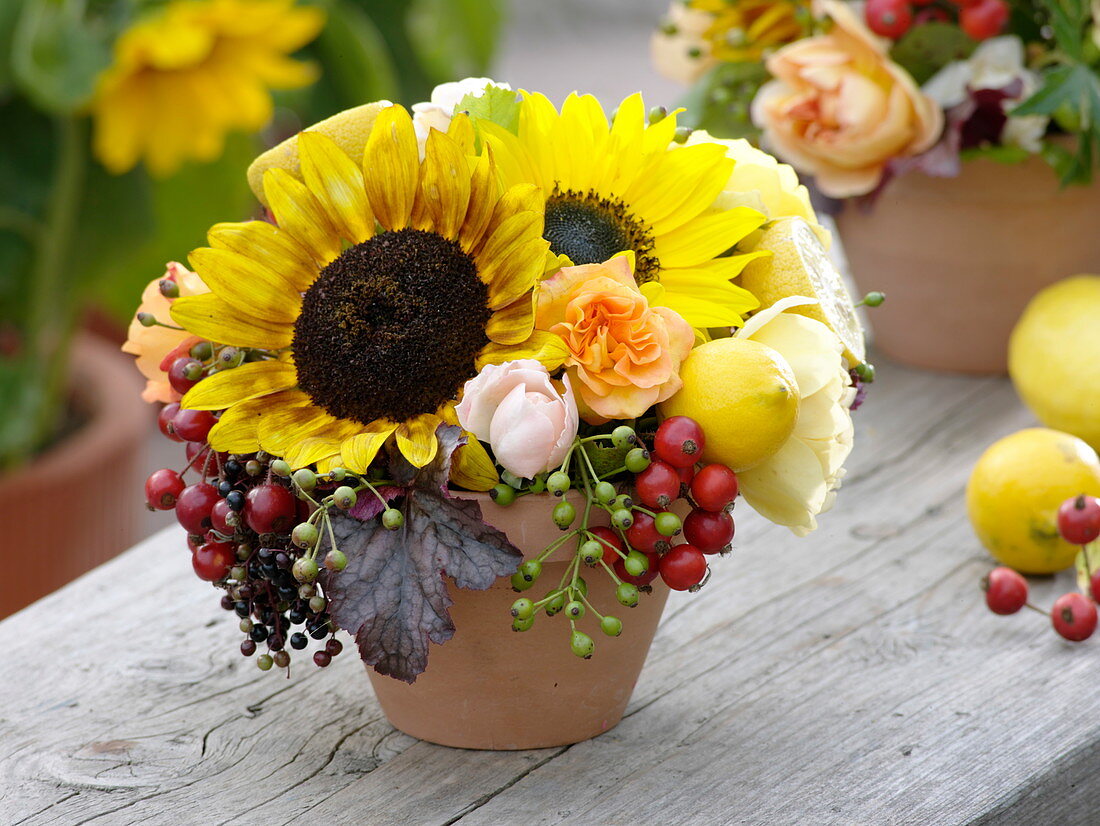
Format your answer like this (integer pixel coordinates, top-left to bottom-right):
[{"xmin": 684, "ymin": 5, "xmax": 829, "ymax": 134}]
[
  {"xmin": 476, "ymin": 92, "xmax": 768, "ymax": 327},
  {"xmin": 172, "ymin": 106, "xmax": 562, "ymax": 478}
]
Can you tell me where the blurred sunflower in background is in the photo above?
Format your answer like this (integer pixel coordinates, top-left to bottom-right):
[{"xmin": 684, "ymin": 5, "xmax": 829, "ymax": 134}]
[
  {"xmin": 176, "ymin": 107, "xmax": 558, "ymax": 477},
  {"xmin": 477, "ymin": 92, "xmax": 768, "ymax": 328},
  {"xmin": 91, "ymin": 0, "xmax": 325, "ymax": 177},
  {"xmin": 694, "ymin": 0, "xmax": 809, "ymax": 63}
]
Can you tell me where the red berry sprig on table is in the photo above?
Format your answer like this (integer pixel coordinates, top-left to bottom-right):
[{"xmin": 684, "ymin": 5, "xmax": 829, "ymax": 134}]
[
  {"xmin": 862, "ymin": 0, "xmax": 1009, "ymax": 41},
  {"xmin": 981, "ymin": 494, "xmax": 1100, "ymax": 642}
]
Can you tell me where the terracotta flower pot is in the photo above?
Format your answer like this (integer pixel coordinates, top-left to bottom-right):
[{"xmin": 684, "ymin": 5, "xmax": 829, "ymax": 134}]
[
  {"xmin": 0, "ymin": 333, "xmax": 147, "ymax": 617},
  {"xmin": 366, "ymin": 491, "xmax": 675, "ymax": 750},
  {"xmin": 836, "ymin": 153, "xmax": 1100, "ymax": 374}
]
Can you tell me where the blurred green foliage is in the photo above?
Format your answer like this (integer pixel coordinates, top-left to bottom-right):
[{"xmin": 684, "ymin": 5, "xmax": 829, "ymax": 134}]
[{"xmin": 0, "ymin": 0, "xmax": 505, "ymax": 470}]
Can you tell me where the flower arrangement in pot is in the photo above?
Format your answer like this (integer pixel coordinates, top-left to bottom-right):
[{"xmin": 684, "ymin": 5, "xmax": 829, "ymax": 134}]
[
  {"xmin": 652, "ymin": 0, "xmax": 1100, "ymax": 374},
  {"xmin": 127, "ymin": 79, "xmax": 868, "ymax": 750}
]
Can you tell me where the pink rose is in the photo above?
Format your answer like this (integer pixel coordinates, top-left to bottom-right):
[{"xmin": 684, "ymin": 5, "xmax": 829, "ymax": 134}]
[
  {"xmin": 751, "ymin": 0, "xmax": 942, "ymax": 197},
  {"xmin": 456, "ymin": 360, "xmax": 579, "ymax": 479},
  {"xmin": 535, "ymin": 255, "xmax": 695, "ymax": 423}
]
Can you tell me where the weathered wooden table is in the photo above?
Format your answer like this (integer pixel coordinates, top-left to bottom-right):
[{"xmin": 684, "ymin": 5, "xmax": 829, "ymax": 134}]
[{"xmin": 1, "ymin": 359, "xmax": 1093, "ymax": 825}]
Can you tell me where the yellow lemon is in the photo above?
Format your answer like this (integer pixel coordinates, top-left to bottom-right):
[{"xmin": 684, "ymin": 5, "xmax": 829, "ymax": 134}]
[
  {"xmin": 739, "ymin": 217, "xmax": 866, "ymax": 365},
  {"xmin": 966, "ymin": 428, "xmax": 1100, "ymax": 573},
  {"xmin": 1009, "ymin": 275, "xmax": 1100, "ymax": 452},
  {"xmin": 660, "ymin": 337, "xmax": 799, "ymax": 472},
  {"xmin": 247, "ymin": 101, "xmax": 391, "ymax": 206}
]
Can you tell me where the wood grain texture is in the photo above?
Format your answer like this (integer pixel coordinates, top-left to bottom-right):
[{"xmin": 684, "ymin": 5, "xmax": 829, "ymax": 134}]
[{"xmin": 0, "ymin": 360, "xmax": 1094, "ymax": 825}]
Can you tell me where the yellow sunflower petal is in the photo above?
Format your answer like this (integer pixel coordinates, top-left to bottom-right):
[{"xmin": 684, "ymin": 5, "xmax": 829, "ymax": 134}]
[
  {"xmin": 255, "ymin": 390, "xmax": 324, "ymax": 455},
  {"xmin": 477, "ymin": 213, "xmax": 545, "ymax": 309},
  {"xmin": 285, "ymin": 435, "xmax": 346, "ymax": 469},
  {"xmin": 417, "ymin": 128, "xmax": 471, "ymax": 239},
  {"xmin": 395, "ymin": 413, "xmax": 440, "ymax": 468},
  {"xmin": 657, "ymin": 267, "xmax": 761, "ymax": 319},
  {"xmin": 485, "ymin": 291, "xmax": 536, "ymax": 345},
  {"xmin": 181, "ymin": 359, "xmax": 297, "ymax": 410},
  {"xmin": 477, "ymin": 331, "xmax": 568, "ymax": 371},
  {"xmin": 363, "ymin": 104, "xmax": 419, "ymax": 230},
  {"xmin": 207, "ymin": 221, "xmax": 317, "ymax": 292},
  {"xmin": 624, "ymin": 145, "xmax": 732, "ymax": 234},
  {"xmin": 188, "ymin": 247, "xmax": 301, "ymax": 323},
  {"xmin": 263, "ymin": 167, "xmax": 342, "ymax": 264},
  {"xmin": 297, "ymin": 131, "xmax": 373, "ymax": 244},
  {"xmin": 642, "ymin": 107, "xmax": 684, "ymax": 154},
  {"xmin": 450, "ymin": 434, "xmax": 498, "ymax": 491},
  {"xmin": 652, "ymin": 207, "xmax": 766, "ymax": 268},
  {"xmin": 479, "ymin": 122, "xmax": 540, "ymax": 192},
  {"xmin": 171, "ymin": 293, "xmax": 292, "ymax": 349},
  {"xmin": 446, "ymin": 112, "xmax": 476, "ymax": 155},
  {"xmin": 207, "ymin": 396, "xmax": 269, "ymax": 454},
  {"xmin": 655, "ymin": 291, "xmax": 753, "ymax": 327},
  {"xmin": 458, "ymin": 150, "xmax": 499, "ymax": 252},
  {"xmin": 341, "ymin": 421, "xmax": 398, "ymax": 474}
]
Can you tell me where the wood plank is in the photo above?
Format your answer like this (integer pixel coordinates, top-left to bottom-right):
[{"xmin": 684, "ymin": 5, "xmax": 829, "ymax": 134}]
[{"xmin": 5, "ymin": 359, "xmax": 1093, "ymax": 826}]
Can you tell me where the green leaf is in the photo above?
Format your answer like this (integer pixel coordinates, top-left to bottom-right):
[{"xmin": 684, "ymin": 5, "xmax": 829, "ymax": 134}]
[
  {"xmin": 676, "ymin": 61, "xmax": 768, "ymax": 139},
  {"xmin": 0, "ymin": 0, "xmax": 26, "ymax": 95},
  {"xmin": 959, "ymin": 144, "xmax": 1032, "ymax": 165},
  {"xmin": 889, "ymin": 23, "xmax": 974, "ymax": 86},
  {"xmin": 12, "ymin": 0, "xmax": 112, "ymax": 114},
  {"xmin": 313, "ymin": 0, "xmax": 398, "ymax": 107},
  {"xmin": 458, "ymin": 84, "xmax": 521, "ymax": 134},
  {"xmin": 321, "ymin": 425, "xmax": 522, "ymax": 683},
  {"xmin": 405, "ymin": 0, "xmax": 502, "ymax": 83}
]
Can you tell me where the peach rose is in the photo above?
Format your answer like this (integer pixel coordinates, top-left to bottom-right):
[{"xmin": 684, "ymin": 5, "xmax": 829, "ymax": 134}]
[
  {"xmin": 456, "ymin": 360, "xmax": 579, "ymax": 479},
  {"xmin": 751, "ymin": 0, "xmax": 942, "ymax": 197},
  {"xmin": 535, "ymin": 255, "xmax": 695, "ymax": 423},
  {"xmin": 122, "ymin": 262, "xmax": 209, "ymax": 403}
]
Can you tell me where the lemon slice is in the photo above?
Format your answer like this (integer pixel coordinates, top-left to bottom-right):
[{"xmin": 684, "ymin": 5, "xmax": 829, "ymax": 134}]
[
  {"xmin": 740, "ymin": 217, "xmax": 866, "ymax": 365},
  {"xmin": 247, "ymin": 101, "xmax": 392, "ymax": 206}
]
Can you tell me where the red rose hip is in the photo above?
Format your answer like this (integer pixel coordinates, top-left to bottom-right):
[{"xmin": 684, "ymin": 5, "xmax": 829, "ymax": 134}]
[
  {"xmin": 245, "ymin": 484, "xmax": 298, "ymax": 535},
  {"xmin": 654, "ymin": 416, "xmax": 705, "ymax": 468},
  {"xmin": 1057, "ymin": 495, "xmax": 1100, "ymax": 546},
  {"xmin": 634, "ymin": 460, "xmax": 681, "ymax": 510},
  {"xmin": 1051, "ymin": 592, "xmax": 1098, "ymax": 642},
  {"xmin": 683, "ymin": 508, "xmax": 735, "ymax": 553},
  {"xmin": 175, "ymin": 483, "xmax": 220, "ymax": 534},
  {"xmin": 192, "ymin": 541, "xmax": 236, "ymax": 582},
  {"xmin": 145, "ymin": 468, "xmax": 185, "ymax": 510},
  {"xmin": 690, "ymin": 464, "xmax": 739, "ymax": 512},
  {"xmin": 981, "ymin": 566, "xmax": 1028, "ymax": 615},
  {"xmin": 658, "ymin": 544, "xmax": 707, "ymax": 591}
]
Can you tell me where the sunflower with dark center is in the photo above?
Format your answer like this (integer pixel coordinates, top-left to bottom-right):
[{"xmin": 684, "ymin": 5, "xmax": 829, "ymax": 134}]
[
  {"xmin": 172, "ymin": 106, "xmax": 565, "ymax": 481},
  {"xmin": 477, "ymin": 91, "xmax": 770, "ymax": 327}
]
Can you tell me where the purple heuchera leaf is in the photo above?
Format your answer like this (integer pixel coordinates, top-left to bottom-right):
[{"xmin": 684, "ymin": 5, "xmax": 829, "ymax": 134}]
[
  {"xmin": 347, "ymin": 486, "xmax": 402, "ymax": 521},
  {"xmin": 320, "ymin": 425, "xmax": 522, "ymax": 683}
]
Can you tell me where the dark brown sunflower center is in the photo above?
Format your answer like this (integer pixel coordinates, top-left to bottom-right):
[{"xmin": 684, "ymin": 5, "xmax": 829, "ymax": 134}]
[
  {"xmin": 544, "ymin": 188, "xmax": 658, "ymax": 283},
  {"xmin": 292, "ymin": 228, "xmax": 491, "ymax": 425}
]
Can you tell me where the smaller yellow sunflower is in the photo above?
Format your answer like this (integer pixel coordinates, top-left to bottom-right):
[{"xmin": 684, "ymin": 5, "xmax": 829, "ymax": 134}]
[
  {"xmin": 692, "ymin": 0, "xmax": 808, "ymax": 63},
  {"xmin": 174, "ymin": 106, "xmax": 563, "ymax": 480},
  {"xmin": 92, "ymin": 0, "xmax": 324, "ymax": 177}
]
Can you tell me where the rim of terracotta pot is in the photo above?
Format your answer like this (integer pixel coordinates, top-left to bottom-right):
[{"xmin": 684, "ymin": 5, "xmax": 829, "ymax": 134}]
[{"xmin": 0, "ymin": 333, "xmax": 147, "ymax": 495}]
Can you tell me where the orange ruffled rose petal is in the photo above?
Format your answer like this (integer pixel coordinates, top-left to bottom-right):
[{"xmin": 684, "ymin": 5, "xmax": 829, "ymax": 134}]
[
  {"xmin": 122, "ymin": 262, "xmax": 210, "ymax": 403},
  {"xmin": 535, "ymin": 255, "xmax": 694, "ymax": 423}
]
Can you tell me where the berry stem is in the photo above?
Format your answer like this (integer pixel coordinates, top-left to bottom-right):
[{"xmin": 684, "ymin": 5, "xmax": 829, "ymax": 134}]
[{"xmin": 1024, "ymin": 602, "xmax": 1047, "ymax": 617}]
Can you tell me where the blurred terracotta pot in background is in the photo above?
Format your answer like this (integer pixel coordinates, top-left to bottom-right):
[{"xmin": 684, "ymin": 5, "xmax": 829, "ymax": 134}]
[
  {"xmin": 367, "ymin": 492, "xmax": 677, "ymax": 750},
  {"xmin": 837, "ymin": 153, "xmax": 1100, "ymax": 374},
  {"xmin": 0, "ymin": 334, "xmax": 146, "ymax": 617}
]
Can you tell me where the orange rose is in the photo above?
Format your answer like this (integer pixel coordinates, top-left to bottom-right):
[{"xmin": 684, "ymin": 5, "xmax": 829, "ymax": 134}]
[
  {"xmin": 122, "ymin": 262, "xmax": 209, "ymax": 403},
  {"xmin": 535, "ymin": 255, "xmax": 695, "ymax": 423},
  {"xmin": 751, "ymin": 0, "xmax": 942, "ymax": 197}
]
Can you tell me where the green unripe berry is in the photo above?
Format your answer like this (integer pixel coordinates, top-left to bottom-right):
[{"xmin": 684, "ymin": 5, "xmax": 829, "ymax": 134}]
[
  {"xmin": 574, "ymin": 576, "xmax": 588, "ymax": 597},
  {"xmin": 611, "ymin": 508, "xmax": 634, "ymax": 530},
  {"xmin": 570, "ymin": 630, "xmax": 595, "ymax": 659},
  {"xmin": 292, "ymin": 557, "xmax": 319, "ymax": 583},
  {"xmin": 490, "ymin": 483, "xmax": 516, "ymax": 506},
  {"xmin": 854, "ymin": 361, "xmax": 876, "ymax": 382},
  {"xmin": 216, "ymin": 346, "xmax": 245, "ymax": 369},
  {"xmin": 519, "ymin": 560, "xmax": 542, "ymax": 582},
  {"xmin": 333, "ymin": 486, "xmax": 357, "ymax": 509},
  {"xmin": 324, "ymin": 550, "xmax": 348, "ymax": 571},
  {"xmin": 512, "ymin": 615, "xmax": 535, "ymax": 632},
  {"xmin": 673, "ymin": 126, "xmax": 693, "ymax": 144},
  {"xmin": 647, "ymin": 105, "xmax": 668, "ymax": 124},
  {"xmin": 245, "ymin": 459, "xmax": 263, "ymax": 477},
  {"xmin": 511, "ymin": 571, "xmax": 535, "ymax": 591},
  {"xmin": 654, "ymin": 511, "xmax": 682, "ymax": 537},
  {"xmin": 565, "ymin": 600, "xmax": 585, "ymax": 619},
  {"xmin": 611, "ymin": 425, "xmax": 637, "ymax": 449},
  {"xmin": 579, "ymin": 540, "xmax": 604, "ymax": 566},
  {"xmin": 623, "ymin": 550, "xmax": 650, "ymax": 577},
  {"xmin": 594, "ymin": 481, "xmax": 616, "ymax": 504},
  {"xmin": 182, "ymin": 360, "xmax": 204, "ymax": 381},
  {"xmin": 616, "ymin": 582, "xmax": 640, "ymax": 607},
  {"xmin": 545, "ymin": 591, "xmax": 566, "ymax": 616},
  {"xmin": 382, "ymin": 508, "xmax": 404, "ymax": 530},
  {"xmin": 230, "ymin": 566, "xmax": 246, "ymax": 581},
  {"xmin": 292, "ymin": 522, "xmax": 319, "ymax": 549},
  {"xmin": 625, "ymin": 447, "xmax": 651, "ymax": 473},
  {"xmin": 528, "ymin": 475, "xmax": 546, "ymax": 494},
  {"xmin": 137, "ymin": 312, "xmax": 157, "ymax": 327},
  {"xmin": 601, "ymin": 615, "xmax": 623, "ymax": 637},
  {"xmin": 257, "ymin": 653, "xmax": 274, "ymax": 671},
  {"xmin": 298, "ymin": 583, "xmax": 316, "ymax": 599},
  {"xmin": 270, "ymin": 459, "xmax": 292, "ymax": 477},
  {"xmin": 239, "ymin": 618, "xmax": 253, "ymax": 633},
  {"xmin": 511, "ymin": 598, "xmax": 534, "ymax": 620},
  {"xmin": 189, "ymin": 340, "xmax": 213, "ymax": 361},
  {"xmin": 327, "ymin": 467, "xmax": 347, "ymax": 482},
  {"xmin": 553, "ymin": 500, "xmax": 576, "ymax": 529},
  {"xmin": 862, "ymin": 290, "xmax": 886, "ymax": 307},
  {"xmin": 547, "ymin": 471, "xmax": 571, "ymax": 496},
  {"xmin": 292, "ymin": 468, "xmax": 317, "ymax": 492},
  {"xmin": 611, "ymin": 493, "xmax": 634, "ymax": 510},
  {"xmin": 501, "ymin": 470, "xmax": 523, "ymax": 489},
  {"xmin": 308, "ymin": 594, "xmax": 326, "ymax": 612}
]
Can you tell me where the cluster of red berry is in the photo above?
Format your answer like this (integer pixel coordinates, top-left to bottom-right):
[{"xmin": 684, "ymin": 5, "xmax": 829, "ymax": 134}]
[
  {"xmin": 983, "ymin": 495, "xmax": 1100, "ymax": 642},
  {"xmin": 865, "ymin": 0, "xmax": 1008, "ymax": 41}
]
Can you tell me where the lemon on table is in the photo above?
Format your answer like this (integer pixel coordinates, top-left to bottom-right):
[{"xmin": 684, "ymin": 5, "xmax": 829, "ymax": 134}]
[
  {"xmin": 1009, "ymin": 275, "xmax": 1100, "ymax": 452},
  {"xmin": 967, "ymin": 428, "xmax": 1100, "ymax": 574},
  {"xmin": 659, "ymin": 337, "xmax": 799, "ymax": 472},
  {"xmin": 739, "ymin": 217, "xmax": 866, "ymax": 365}
]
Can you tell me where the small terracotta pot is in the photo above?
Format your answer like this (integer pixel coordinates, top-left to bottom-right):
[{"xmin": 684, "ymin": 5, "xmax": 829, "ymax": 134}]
[
  {"xmin": 836, "ymin": 153, "xmax": 1100, "ymax": 374},
  {"xmin": 366, "ymin": 491, "xmax": 675, "ymax": 750},
  {"xmin": 0, "ymin": 334, "xmax": 147, "ymax": 617}
]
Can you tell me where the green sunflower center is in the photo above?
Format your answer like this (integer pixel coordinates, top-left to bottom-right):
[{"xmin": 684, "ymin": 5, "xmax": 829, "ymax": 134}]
[
  {"xmin": 292, "ymin": 229, "xmax": 491, "ymax": 425},
  {"xmin": 544, "ymin": 188, "xmax": 659, "ymax": 283}
]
